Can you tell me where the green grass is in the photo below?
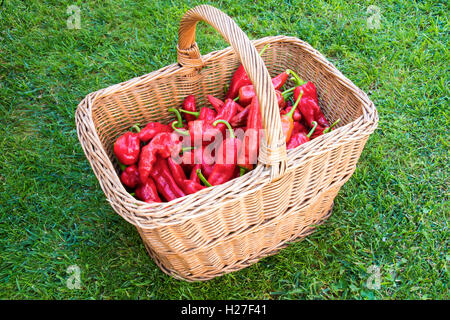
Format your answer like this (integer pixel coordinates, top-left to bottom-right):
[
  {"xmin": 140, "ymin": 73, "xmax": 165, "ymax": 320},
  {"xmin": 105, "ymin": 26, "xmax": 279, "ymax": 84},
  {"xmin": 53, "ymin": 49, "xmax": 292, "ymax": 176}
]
[{"xmin": 0, "ymin": 0, "xmax": 448, "ymax": 299}]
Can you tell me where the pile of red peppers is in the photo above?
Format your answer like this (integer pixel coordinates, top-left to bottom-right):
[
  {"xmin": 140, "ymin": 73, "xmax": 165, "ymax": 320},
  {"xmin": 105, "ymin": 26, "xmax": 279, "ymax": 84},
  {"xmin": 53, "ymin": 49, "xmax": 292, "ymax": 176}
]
[{"xmin": 114, "ymin": 50, "xmax": 340, "ymax": 203}]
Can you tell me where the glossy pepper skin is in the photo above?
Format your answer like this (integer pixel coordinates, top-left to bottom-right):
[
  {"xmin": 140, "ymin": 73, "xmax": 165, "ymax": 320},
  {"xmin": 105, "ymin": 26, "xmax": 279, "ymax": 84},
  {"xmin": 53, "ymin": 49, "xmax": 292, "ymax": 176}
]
[
  {"xmin": 276, "ymin": 90, "xmax": 286, "ymax": 109},
  {"xmin": 287, "ymin": 121, "xmax": 317, "ymax": 150},
  {"xmin": 190, "ymin": 164, "xmax": 202, "ymax": 183},
  {"xmin": 207, "ymin": 95, "xmax": 224, "ymax": 113},
  {"xmin": 120, "ymin": 164, "xmax": 140, "ymax": 188},
  {"xmin": 289, "ymin": 69, "xmax": 318, "ymax": 101},
  {"xmin": 176, "ymin": 99, "xmax": 238, "ymax": 146},
  {"xmin": 293, "ymin": 81, "xmax": 318, "ymax": 102},
  {"xmin": 208, "ymin": 95, "xmax": 244, "ymax": 113},
  {"xmin": 207, "ymin": 120, "xmax": 242, "ymax": 186},
  {"xmin": 238, "ymin": 96, "xmax": 261, "ymax": 170},
  {"xmin": 167, "ymin": 157, "xmax": 187, "ymax": 187},
  {"xmin": 199, "ymin": 144, "xmax": 215, "ymax": 178},
  {"xmin": 281, "ymin": 91, "xmax": 303, "ymax": 143},
  {"xmin": 114, "ymin": 131, "xmax": 140, "ymax": 165},
  {"xmin": 181, "ymin": 95, "xmax": 197, "ymax": 123},
  {"xmin": 230, "ymin": 105, "xmax": 250, "ymax": 128},
  {"xmin": 138, "ymin": 132, "xmax": 181, "ymax": 183},
  {"xmin": 135, "ymin": 178, "xmax": 161, "ymax": 203},
  {"xmin": 225, "ymin": 44, "xmax": 270, "ymax": 99},
  {"xmin": 292, "ymin": 121, "xmax": 309, "ymax": 135},
  {"xmin": 310, "ymin": 119, "xmax": 340, "ymax": 139},
  {"xmin": 138, "ymin": 122, "xmax": 171, "ymax": 143},
  {"xmin": 237, "ymin": 71, "xmax": 290, "ymax": 106},
  {"xmin": 282, "ymin": 105, "xmax": 302, "ymax": 122},
  {"xmin": 297, "ymin": 96, "xmax": 329, "ymax": 128},
  {"xmin": 225, "ymin": 64, "xmax": 252, "ymax": 100},
  {"xmin": 180, "ymin": 146, "xmax": 215, "ymax": 178},
  {"xmin": 150, "ymin": 157, "xmax": 186, "ymax": 201},
  {"xmin": 182, "ymin": 179, "xmax": 206, "ymax": 194},
  {"xmin": 167, "ymin": 157, "xmax": 206, "ymax": 195},
  {"xmin": 180, "ymin": 107, "xmax": 217, "ymax": 122},
  {"xmin": 231, "ymin": 89, "xmax": 285, "ymax": 128}
]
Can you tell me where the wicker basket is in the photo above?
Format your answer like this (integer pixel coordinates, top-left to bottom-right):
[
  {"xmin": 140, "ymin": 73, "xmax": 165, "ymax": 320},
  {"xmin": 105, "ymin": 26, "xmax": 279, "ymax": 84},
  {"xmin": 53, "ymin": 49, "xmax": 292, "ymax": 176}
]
[{"xmin": 75, "ymin": 5, "xmax": 378, "ymax": 281}]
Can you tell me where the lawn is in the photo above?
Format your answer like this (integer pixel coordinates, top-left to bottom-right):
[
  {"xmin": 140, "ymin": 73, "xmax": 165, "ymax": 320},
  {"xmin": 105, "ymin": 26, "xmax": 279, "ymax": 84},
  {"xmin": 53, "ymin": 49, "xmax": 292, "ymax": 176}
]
[{"xmin": 0, "ymin": 0, "xmax": 448, "ymax": 299}]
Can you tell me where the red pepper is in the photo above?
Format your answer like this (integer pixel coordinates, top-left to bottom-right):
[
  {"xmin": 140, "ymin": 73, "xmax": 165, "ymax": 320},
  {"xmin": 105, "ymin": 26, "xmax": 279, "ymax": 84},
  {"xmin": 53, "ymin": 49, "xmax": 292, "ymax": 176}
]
[
  {"xmin": 180, "ymin": 145, "xmax": 215, "ymax": 177},
  {"xmin": 150, "ymin": 157, "xmax": 186, "ymax": 201},
  {"xmin": 225, "ymin": 44, "xmax": 270, "ymax": 99},
  {"xmin": 190, "ymin": 164, "xmax": 202, "ymax": 183},
  {"xmin": 167, "ymin": 157, "xmax": 187, "ymax": 187},
  {"xmin": 207, "ymin": 95, "xmax": 224, "ymax": 113},
  {"xmin": 135, "ymin": 178, "xmax": 161, "ymax": 203},
  {"xmin": 310, "ymin": 119, "xmax": 341, "ymax": 139},
  {"xmin": 180, "ymin": 149, "xmax": 195, "ymax": 172},
  {"xmin": 271, "ymin": 70, "xmax": 290, "ymax": 91},
  {"xmin": 281, "ymin": 91, "xmax": 303, "ymax": 142},
  {"xmin": 287, "ymin": 121, "xmax": 317, "ymax": 150},
  {"xmin": 237, "ymin": 70, "xmax": 290, "ymax": 106},
  {"xmin": 237, "ymin": 96, "xmax": 261, "ymax": 171},
  {"xmin": 276, "ymin": 90, "xmax": 286, "ymax": 109},
  {"xmin": 120, "ymin": 164, "xmax": 140, "ymax": 189},
  {"xmin": 113, "ymin": 125, "xmax": 141, "ymax": 165},
  {"xmin": 230, "ymin": 105, "xmax": 250, "ymax": 128},
  {"xmin": 290, "ymin": 70, "xmax": 329, "ymax": 128},
  {"xmin": 138, "ymin": 122, "xmax": 171, "ymax": 143},
  {"xmin": 138, "ymin": 132, "xmax": 182, "ymax": 183},
  {"xmin": 281, "ymin": 105, "xmax": 302, "ymax": 122},
  {"xmin": 199, "ymin": 144, "xmax": 215, "ymax": 178},
  {"xmin": 289, "ymin": 69, "xmax": 318, "ymax": 102},
  {"xmin": 296, "ymin": 96, "xmax": 329, "ymax": 128},
  {"xmin": 207, "ymin": 120, "xmax": 242, "ymax": 186},
  {"xmin": 225, "ymin": 65, "xmax": 251, "ymax": 100},
  {"xmin": 181, "ymin": 179, "xmax": 206, "ymax": 195},
  {"xmin": 180, "ymin": 95, "xmax": 197, "ymax": 123},
  {"xmin": 167, "ymin": 157, "xmax": 206, "ymax": 195},
  {"xmin": 207, "ymin": 95, "xmax": 244, "ymax": 113},
  {"xmin": 180, "ymin": 107, "xmax": 217, "ymax": 122},
  {"xmin": 174, "ymin": 99, "xmax": 238, "ymax": 146},
  {"xmin": 292, "ymin": 121, "xmax": 309, "ymax": 135}
]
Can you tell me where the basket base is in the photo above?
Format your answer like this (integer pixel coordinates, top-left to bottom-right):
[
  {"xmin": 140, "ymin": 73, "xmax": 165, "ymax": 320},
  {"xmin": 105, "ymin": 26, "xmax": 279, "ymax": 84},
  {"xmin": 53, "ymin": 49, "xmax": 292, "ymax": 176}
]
[{"xmin": 140, "ymin": 204, "xmax": 334, "ymax": 282}]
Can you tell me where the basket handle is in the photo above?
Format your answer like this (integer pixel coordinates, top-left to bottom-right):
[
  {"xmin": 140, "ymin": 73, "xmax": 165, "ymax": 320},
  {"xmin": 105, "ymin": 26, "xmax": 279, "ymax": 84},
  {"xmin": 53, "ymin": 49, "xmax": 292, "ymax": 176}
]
[{"xmin": 177, "ymin": 5, "xmax": 287, "ymax": 178}]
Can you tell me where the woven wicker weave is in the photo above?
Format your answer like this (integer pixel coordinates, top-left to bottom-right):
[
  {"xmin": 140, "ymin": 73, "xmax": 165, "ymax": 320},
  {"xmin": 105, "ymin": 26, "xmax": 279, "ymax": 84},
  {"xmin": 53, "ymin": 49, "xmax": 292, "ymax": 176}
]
[{"xmin": 75, "ymin": 5, "xmax": 378, "ymax": 281}]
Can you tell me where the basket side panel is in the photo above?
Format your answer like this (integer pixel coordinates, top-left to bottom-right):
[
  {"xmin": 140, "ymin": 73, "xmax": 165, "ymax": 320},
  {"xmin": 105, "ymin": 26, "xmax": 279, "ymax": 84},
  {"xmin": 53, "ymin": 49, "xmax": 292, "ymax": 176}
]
[{"xmin": 139, "ymin": 183, "xmax": 341, "ymax": 281}]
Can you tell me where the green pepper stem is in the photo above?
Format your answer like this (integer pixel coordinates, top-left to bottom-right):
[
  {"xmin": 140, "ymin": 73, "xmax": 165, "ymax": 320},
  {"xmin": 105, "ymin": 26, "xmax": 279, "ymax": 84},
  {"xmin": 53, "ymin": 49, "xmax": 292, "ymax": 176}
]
[
  {"xmin": 130, "ymin": 124, "xmax": 141, "ymax": 133},
  {"xmin": 233, "ymin": 96, "xmax": 240, "ymax": 102},
  {"xmin": 258, "ymin": 44, "xmax": 270, "ymax": 56},
  {"xmin": 307, "ymin": 121, "xmax": 318, "ymax": 138},
  {"xmin": 179, "ymin": 109, "xmax": 200, "ymax": 118},
  {"xmin": 213, "ymin": 119, "xmax": 235, "ymax": 139},
  {"xmin": 286, "ymin": 69, "xmax": 306, "ymax": 86},
  {"xmin": 196, "ymin": 169, "xmax": 212, "ymax": 187},
  {"xmin": 181, "ymin": 146, "xmax": 195, "ymax": 153},
  {"xmin": 118, "ymin": 162, "xmax": 126, "ymax": 171},
  {"xmin": 323, "ymin": 119, "xmax": 341, "ymax": 134},
  {"xmin": 168, "ymin": 108, "xmax": 183, "ymax": 128},
  {"xmin": 281, "ymin": 87, "xmax": 295, "ymax": 99},
  {"xmin": 240, "ymin": 167, "xmax": 247, "ymax": 176},
  {"xmin": 171, "ymin": 121, "xmax": 189, "ymax": 136},
  {"xmin": 287, "ymin": 90, "xmax": 303, "ymax": 119},
  {"xmin": 281, "ymin": 87, "xmax": 295, "ymax": 95}
]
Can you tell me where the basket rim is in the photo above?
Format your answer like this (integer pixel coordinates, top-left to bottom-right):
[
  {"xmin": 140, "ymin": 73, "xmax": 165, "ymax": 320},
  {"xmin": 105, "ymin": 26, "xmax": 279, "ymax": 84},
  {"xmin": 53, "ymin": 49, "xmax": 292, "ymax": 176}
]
[{"xmin": 75, "ymin": 35, "xmax": 378, "ymax": 229}]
